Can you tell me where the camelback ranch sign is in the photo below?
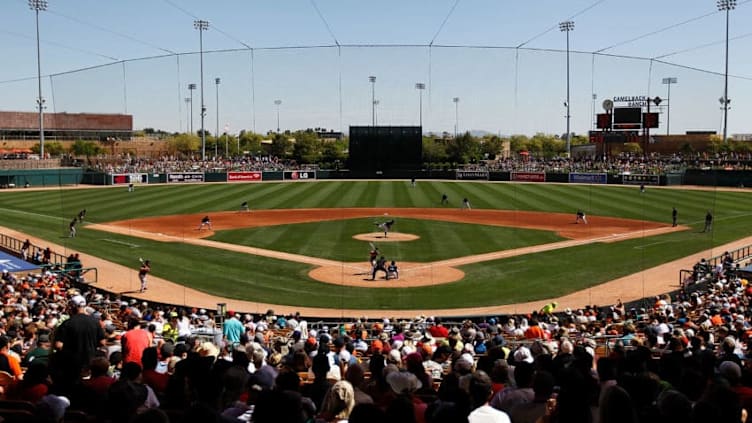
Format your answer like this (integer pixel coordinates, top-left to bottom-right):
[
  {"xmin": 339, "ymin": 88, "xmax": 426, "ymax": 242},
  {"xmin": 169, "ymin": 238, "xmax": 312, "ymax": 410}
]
[{"xmin": 613, "ymin": 96, "xmax": 649, "ymax": 107}]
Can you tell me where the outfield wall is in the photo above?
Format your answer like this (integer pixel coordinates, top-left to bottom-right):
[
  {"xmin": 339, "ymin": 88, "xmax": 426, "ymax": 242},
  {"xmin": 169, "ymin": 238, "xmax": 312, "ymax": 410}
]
[
  {"xmin": 75, "ymin": 169, "xmax": 680, "ymax": 187},
  {"xmin": 3, "ymin": 168, "xmax": 751, "ymax": 189},
  {"xmin": 0, "ymin": 168, "xmax": 84, "ymax": 187}
]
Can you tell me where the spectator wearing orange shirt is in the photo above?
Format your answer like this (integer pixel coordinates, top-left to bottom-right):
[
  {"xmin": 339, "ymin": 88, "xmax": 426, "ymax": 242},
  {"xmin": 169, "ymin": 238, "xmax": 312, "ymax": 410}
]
[
  {"xmin": 524, "ymin": 319, "xmax": 546, "ymax": 340},
  {"xmin": 0, "ymin": 335, "xmax": 22, "ymax": 378},
  {"xmin": 121, "ymin": 319, "xmax": 151, "ymax": 366}
]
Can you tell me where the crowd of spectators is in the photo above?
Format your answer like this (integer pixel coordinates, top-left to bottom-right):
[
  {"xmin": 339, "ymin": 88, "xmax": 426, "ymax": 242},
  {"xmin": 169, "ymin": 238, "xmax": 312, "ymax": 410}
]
[
  {"xmin": 0, "ymin": 238, "xmax": 751, "ymax": 422},
  {"xmin": 80, "ymin": 151, "xmax": 752, "ymax": 177},
  {"xmin": 85, "ymin": 154, "xmax": 317, "ymax": 175}
]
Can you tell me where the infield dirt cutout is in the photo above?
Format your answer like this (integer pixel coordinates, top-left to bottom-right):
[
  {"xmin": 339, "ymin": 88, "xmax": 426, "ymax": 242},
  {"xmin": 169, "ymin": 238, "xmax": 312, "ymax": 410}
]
[{"xmin": 89, "ymin": 208, "xmax": 683, "ymax": 289}]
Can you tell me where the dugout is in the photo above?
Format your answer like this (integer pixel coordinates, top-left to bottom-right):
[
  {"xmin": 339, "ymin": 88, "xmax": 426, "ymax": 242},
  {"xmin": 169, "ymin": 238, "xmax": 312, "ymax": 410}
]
[{"xmin": 348, "ymin": 126, "xmax": 422, "ymax": 171}]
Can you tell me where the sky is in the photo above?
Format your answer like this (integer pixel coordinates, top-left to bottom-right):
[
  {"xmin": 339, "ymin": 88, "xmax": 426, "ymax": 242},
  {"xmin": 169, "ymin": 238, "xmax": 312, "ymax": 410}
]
[{"xmin": 1, "ymin": 0, "xmax": 751, "ymax": 137}]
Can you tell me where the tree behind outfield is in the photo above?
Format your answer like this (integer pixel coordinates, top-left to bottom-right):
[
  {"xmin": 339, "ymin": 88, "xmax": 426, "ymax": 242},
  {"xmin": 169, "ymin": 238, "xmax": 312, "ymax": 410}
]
[{"xmin": 165, "ymin": 133, "xmax": 200, "ymax": 157}]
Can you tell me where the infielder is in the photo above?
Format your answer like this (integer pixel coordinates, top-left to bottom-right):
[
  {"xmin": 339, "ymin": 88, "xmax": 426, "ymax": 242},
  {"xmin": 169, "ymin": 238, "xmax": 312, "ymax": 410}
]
[
  {"xmin": 240, "ymin": 201, "xmax": 250, "ymax": 212},
  {"xmin": 462, "ymin": 198, "xmax": 471, "ymax": 210},
  {"xmin": 198, "ymin": 215, "xmax": 213, "ymax": 231},
  {"xmin": 575, "ymin": 210, "xmax": 588, "ymax": 224}
]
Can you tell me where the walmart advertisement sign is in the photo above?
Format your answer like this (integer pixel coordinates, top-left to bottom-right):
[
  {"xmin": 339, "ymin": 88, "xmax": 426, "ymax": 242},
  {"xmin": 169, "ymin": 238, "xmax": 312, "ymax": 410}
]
[{"xmin": 0, "ymin": 251, "xmax": 38, "ymax": 272}]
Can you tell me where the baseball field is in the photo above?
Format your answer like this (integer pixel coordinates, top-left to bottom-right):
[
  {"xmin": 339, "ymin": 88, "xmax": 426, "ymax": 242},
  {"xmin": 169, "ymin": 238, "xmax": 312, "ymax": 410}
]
[{"xmin": 0, "ymin": 180, "xmax": 750, "ymax": 314}]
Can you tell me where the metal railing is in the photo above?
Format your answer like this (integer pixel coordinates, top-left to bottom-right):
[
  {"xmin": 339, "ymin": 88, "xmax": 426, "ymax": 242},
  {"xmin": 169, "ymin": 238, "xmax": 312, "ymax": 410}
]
[
  {"xmin": 0, "ymin": 233, "xmax": 97, "ymax": 283},
  {"xmin": 678, "ymin": 243, "xmax": 752, "ymax": 288}
]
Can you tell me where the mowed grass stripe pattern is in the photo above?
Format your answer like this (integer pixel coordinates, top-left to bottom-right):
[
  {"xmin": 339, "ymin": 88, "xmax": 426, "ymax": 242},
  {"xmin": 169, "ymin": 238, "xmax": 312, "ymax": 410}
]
[
  {"xmin": 0, "ymin": 181, "xmax": 750, "ymax": 310},
  {"xmin": 208, "ymin": 218, "xmax": 564, "ymax": 262}
]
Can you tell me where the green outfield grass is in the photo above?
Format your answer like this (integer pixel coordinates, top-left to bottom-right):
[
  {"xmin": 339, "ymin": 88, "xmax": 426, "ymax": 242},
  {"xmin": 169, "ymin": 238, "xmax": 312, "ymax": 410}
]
[
  {"xmin": 0, "ymin": 181, "xmax": 750, "ymax": 311},
  {"xmin": 207, "ymin": 217, "xmax": 564, "ymax": 262}
]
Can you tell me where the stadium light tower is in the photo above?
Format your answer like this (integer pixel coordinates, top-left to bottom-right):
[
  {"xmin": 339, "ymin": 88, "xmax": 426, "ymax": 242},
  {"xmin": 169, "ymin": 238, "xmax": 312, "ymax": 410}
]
[
  {"xmin": 274, "ymin": 100, "xmax": 282, "ymax": 133},
  {"xmin": 369, "ymin": 76, "xmax": 376, "ymax": 126},
  {"xmin": 560, "ymin": 20, "xmax": 575, "ymax": 157},
  {"xmin": 373, "ymin": 100, "xmax": 380, "ymax": 126},
  {"xmin": 194, "ymin": 19, "xmax": 209, "ymax": 160},
  {"xmin": 29, "ymin": 0, "xmax": 48, "ymax": 158},
  {"xmin": 215, "ymin": 77, "xmax": 220, "ymax": 157},
  {"xmin": 415, "ymin": 83, "xmax": 426, "ymax": 128},
  {"xmin": 453, "ymin": 97, "xmax": 460, "ymax": 138},
  {"xmin": 661, "ymin": 77, "xmax": 678, "ymax": 135},
  {"xmin": 188, "ymin": 83, "xmax": 197, "ymax": 134},
  {"xmin": 718, "ymin": 0, "xmax": 735, "ymax": 143}
]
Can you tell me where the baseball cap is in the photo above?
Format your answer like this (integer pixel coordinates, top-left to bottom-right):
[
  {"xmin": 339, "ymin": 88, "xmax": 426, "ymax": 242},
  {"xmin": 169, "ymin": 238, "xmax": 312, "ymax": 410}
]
[
  {"xmin": 69, "ymin": 295, "xmax": 86, "ymax": 308},
  {"xmin": 514, "ymin": 346, "xmax": 534, "ymax": 364}
]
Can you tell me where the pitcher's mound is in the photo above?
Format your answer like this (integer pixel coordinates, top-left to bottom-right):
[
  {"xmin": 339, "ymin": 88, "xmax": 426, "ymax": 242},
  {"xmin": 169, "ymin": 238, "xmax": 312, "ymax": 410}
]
[
  {"xmin": 308, "ymin": 262, "xmax": 465, "ymax": 288},
  {"xmin": 353, "ymin": 232, "xmax": 420, "ymax": 242}
]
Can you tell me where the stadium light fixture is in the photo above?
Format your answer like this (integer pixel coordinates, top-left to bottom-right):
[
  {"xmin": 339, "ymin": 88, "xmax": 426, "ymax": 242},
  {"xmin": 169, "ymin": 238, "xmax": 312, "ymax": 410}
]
[
  {"xmin": 415, "ymin": 83, "xmax": 426, "ymax": 129},
  {"xmin": 194, "ymin": 19, "xmax": 209, "ymax": 160},
  {"xmin": 369, "ymin": 76, "xmax": 376, "ymax": 126},
  {"xmin": 29, "ymin": 0, "xmax": 48, "ymax": 158},
  {"xmin": 560, "ymin": 20, "xmax": 574, "ymax": 157},
  {"xmin": 717, "ymin": 0, "xmax": 735, "ymax": 143}
]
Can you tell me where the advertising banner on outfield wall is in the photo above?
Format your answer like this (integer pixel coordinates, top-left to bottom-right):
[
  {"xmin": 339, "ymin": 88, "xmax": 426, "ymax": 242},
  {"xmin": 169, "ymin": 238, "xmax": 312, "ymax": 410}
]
[
  {"xmin": 569, "ymin": 173, "xmax": 607, "ymax": 184},
  {"xmin": 621, "ymin": 174, "xmax": 660, "ymax": 186},
  {"xmin": 283, "ymin": 170, "xmax": 316, "ymax": 180},
  {"xmin": 111, "ymin": 173, "xmax": 148, "ymax": 185},
  {"xmin": 511, "ymin": 172, "xmax": 545, "ymax": 182},
  {"xmin": 167, "ymin": 172, "xmax": 205, "ymax": 183},
  {"xmin": 456, "ymin": 170, "xmax": 490, "ymax": 180},
  {"xmin": 227, "ymin": 171, "xmax": 263, "ymax": 182}
]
